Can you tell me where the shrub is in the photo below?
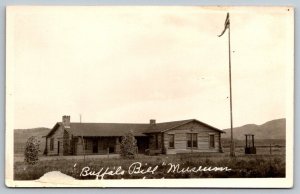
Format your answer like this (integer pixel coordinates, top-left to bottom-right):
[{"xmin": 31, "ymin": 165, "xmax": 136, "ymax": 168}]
[
  {"xmin": 24, "ymin": 136, "xmax": 40, "ymax": 165},
  {"xmin": 120, "ymin": 131, "xmax": 138, "ymax": 159}
]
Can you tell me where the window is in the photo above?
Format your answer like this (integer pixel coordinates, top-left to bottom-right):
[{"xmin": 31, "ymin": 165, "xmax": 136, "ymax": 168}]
[
  {"xmin": 168, "ymin": 134, "xmax": 175, "ymax": 148},
  {"xmin": 209, "ymin": 134, "xmax": 215, "ymax": 148},
  {"xmin": 187, "ymin": 133, "xmax": 198, "ymax": 148},
  {"xmin": 50, "ymin": 138, "xmax": 54, "ymax": 151},
  {"xmin": 192, "ymin": 134, "xmax": 197, "ymax": 148},
  {"xmin": 83, "ymin": 138, "xmax": 88, "ymax": 150}
]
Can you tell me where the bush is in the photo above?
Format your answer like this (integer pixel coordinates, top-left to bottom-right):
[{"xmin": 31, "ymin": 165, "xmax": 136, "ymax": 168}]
[
  {"xmin": 24, "ymin": 136, "xmax": 40, "ymax": 165},
  {"xmin": 120, "ymin": 131, "xmax": 138, "ymax": 159}
]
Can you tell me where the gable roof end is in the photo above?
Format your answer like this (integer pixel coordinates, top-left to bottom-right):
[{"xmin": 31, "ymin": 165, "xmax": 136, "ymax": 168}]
[
  {"xmin": 45, "ymin": 122, "xmax": 61, "ymax": 138},
  {"xmin": 160, "ymin": 119, "xmax": 225, "ymax": 133}
]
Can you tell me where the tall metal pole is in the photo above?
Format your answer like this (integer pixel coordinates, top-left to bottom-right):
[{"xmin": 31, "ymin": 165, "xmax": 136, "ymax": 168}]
[{"xmin": 228, "ymin": 20, "xmax": 235, "ymax": 157}]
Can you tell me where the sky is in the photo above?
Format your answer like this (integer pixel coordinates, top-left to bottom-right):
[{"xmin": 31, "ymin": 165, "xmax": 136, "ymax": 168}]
[{"xmin": 7, "ymin": 6, "xmax": 293, "ymax": 129}]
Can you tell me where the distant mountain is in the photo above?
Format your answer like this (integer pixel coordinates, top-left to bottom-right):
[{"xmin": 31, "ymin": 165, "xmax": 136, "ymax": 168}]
[
  {"xmin": 222, "ymin": 118, "xmax": 286, "ymax": 140},
  {"xmin": 14, "ymin": 127, "xmax": 51, "ymax": 154}
]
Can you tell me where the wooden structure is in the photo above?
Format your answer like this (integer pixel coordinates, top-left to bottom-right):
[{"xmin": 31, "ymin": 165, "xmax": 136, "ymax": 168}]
[
  {"xmin": 245, "ymin": 134, "xmax": 256, "ymax": 154},
  {"xmin": 44, "ymin": 116, "xmax": 225, "ymax": 156}
]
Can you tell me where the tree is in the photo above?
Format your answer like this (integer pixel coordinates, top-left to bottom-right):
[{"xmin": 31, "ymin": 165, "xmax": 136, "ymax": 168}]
[
  {"xmin": 24, "ymin": 136, "xmax": 40, "ymax": 165},
  {"xmin": 120, "ymin": 131, "xmax": 138, "ymax": 159}
]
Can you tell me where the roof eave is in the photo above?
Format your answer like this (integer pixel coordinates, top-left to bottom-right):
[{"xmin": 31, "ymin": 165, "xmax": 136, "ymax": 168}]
[{"xmin": 45, "ymin": 122, "xmax": 61, "ymax": 137}]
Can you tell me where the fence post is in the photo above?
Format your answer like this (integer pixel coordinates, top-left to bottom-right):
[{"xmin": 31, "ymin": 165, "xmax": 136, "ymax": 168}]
[
  {"xmin": 107, "ymin": 147, "xmax": 109, "ymax": 158},
  {"xmin": 270, "ymin": 144, "xmax": 272, "ymax": 155}
]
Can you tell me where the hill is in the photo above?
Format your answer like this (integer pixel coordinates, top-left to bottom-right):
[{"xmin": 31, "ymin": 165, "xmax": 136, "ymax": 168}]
[
  {"xmin": 222, "ymin": 118, "xmax": 286, "ymax": 140},
  {"xmin": 14, "ymin": 127, "xmax": 51, "ymax": 154}
]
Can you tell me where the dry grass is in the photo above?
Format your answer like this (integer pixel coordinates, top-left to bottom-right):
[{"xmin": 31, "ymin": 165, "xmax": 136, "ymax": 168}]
[{"xmin": 14, "ymin": 150, "xmax": 285, "ymax": 180}]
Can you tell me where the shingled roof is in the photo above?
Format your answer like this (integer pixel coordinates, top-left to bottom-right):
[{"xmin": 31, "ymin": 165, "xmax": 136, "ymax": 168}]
[
  {"xmin": 45, "ymin": 119, "xmax": 224, "ymax": 137},
  {"xmin": 68, "ymin": 122, "xmax": 149, "ymax": 137}
]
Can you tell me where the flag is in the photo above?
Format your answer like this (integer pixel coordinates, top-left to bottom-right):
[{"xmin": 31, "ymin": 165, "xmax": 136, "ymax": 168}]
[{"xmin": 218, "ymin": 13, "xmax": 230, "ymax": 37}]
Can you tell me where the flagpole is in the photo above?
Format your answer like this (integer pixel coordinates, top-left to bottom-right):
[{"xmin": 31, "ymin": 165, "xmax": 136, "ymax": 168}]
[{"xmin": 228, "ymin": 18, "xmax": 235, "ymax": 157}]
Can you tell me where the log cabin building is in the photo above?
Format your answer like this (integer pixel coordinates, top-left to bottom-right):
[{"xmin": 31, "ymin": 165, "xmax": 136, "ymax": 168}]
[{"xmin": 44, "ymin": 116, "xmax": 224, "ymax": 156}]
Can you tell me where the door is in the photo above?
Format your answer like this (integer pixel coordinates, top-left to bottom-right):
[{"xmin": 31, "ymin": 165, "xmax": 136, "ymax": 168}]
[
  {"xmin": 57, "ymin": 141, "xmax": 60, "ymax": 155},
  {"xmin": 136, "ymin": 137, "xmax": 149, "ymax": 153},
  {"xmin": 92, "ymin": 139, "xmax": 98, "ymax": 153}
]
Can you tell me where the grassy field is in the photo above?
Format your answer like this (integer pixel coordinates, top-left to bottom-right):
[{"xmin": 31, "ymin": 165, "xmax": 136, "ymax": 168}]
[{"xmin": 14, "ymin": 147, "xmax": 285, "ymax": 180}]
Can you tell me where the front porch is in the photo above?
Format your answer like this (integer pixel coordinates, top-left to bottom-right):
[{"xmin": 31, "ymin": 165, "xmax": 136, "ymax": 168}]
[
  {"xmin": 72, "ymin": 136, "xmax": 120, "ymax": 155},
  {"xmin": 72, "ymin": 136, "xmax": 150, "ymax": 155},
  {"xmin": 146, "ymin": 132, "xmax": 164, "ymax": 155}
]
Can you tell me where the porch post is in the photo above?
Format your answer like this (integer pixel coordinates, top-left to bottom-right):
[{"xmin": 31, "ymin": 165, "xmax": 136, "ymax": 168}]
[
  {"xmin": 115, "ymin": 137, "xmax": 120, "ymax": 153},
  {"xmin": 191, "ymin": 133, "xmax": 193, "ymax": 153},
  {"xmin": 45, "ymin": 137, "xmax": 48, "ymax": 155},
  {"xmin": 219, "ymin": 133, "xmax": 222, "ymax": 152},
  {"xmin": 161, "ymin": 132, "xmax": 164, "ymax": 154}
]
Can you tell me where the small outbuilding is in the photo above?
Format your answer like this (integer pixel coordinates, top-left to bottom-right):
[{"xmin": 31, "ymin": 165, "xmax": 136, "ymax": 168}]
[{"xmin": 245, "ymin": 134, "xmax": 256, "ymax": 154}]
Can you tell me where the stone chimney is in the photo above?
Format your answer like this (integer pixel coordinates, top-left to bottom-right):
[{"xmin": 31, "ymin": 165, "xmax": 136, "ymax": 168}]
[
  {"xmin": 150, "ymin": 119, "xmax": 156, "ymax": 125},
  {"xmin": 62, "ymin": 115, "xmax": 70, "ymax": 128}
]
